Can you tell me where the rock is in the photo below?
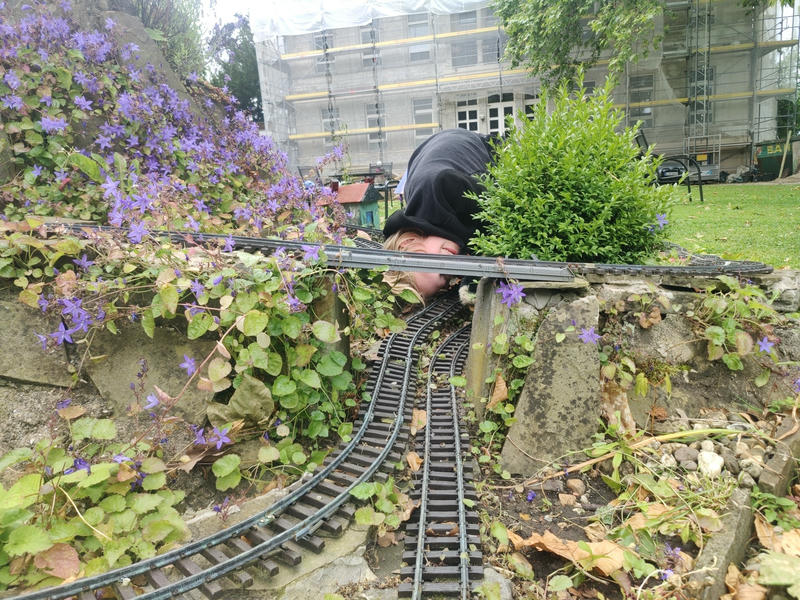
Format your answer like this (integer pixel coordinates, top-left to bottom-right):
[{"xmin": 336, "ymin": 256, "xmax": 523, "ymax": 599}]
[
  {"xmin": 719, "ymin": 447, "xmax": 740, "ymax": 475},
  {"xmin": 501, "ymin": 295, "xmax": 602, "ymax": 471},
  {"xmin": 738, "ymin": 472, "xmax": 756, "ymax": 488},
  {"xmin": 700, "ymin": 440, "xmax": 715, "ymax": 453},
  {"xmin": 755, "ymin": 271, "xmax": 800, "ymax": 313},
  {"xmin": 566, "ymin": 478, "xmax": 586, "ymax": 496},
  {"xmin": 659, "ymin": 453, "xmax": 678, "ymax": 468},
  {"xmin": 697, "ymin": 451, "xmax": 724, "ymax": 478},
  {"xmin": 539, "ymin": 479, "xmax": 564, "ymax": 493},
  {"xmin": 631, "ymin": 313, "xmax": 698, "ymax": 364},
  {"xmin": 84, "ymin": 322, "xmax": 216, "ymax": 425},
  {"xmin": 358, "ymin": 589, "xmax": 398, "ymax": 600},
  {"xmin": 558, "ymin": 493, "xmax": 577, "ymax": 507},
  {"xmin": 683, "ymin": 460, "xmax": 698, "ymax": 471},
  {"xmin": 0, "ymin": 294, "xmax": 73, "ymax": 387},
  {"xmin": 280, "ymin": 550, "xmax": 376, "ymax": 598},
  {"xmin": 734, "ymin": 441, "xmax": 750, "ymax": 457},
  {"xmin": 740, "ymin": 458, "xmax": 763, "ymax": 480},
  {"xmin": 480, "ymin": 567, "xmax": 514, "ymax": 600},
  {"xmin": 674, "ymin": 446, "xmax": 699, "ymax": 463}
]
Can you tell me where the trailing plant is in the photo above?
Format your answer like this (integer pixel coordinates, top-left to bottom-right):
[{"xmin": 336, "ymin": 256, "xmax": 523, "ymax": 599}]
[{"xmin": 469, "ymin": 76, "xmax": 680, "ymax": 264}]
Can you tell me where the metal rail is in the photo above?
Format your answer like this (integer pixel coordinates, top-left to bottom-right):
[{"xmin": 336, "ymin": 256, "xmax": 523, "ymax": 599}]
[{"xmin": 7, "ymin": 295, "xmax": 463, "ymax": 600}]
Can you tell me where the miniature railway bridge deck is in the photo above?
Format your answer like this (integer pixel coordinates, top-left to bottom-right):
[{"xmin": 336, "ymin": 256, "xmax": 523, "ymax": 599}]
[{"xmin": 8, "ymin": 225, "xmax": 773, "ymax": 599}]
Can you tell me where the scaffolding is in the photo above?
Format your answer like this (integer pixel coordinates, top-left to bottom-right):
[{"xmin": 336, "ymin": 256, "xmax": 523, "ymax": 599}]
[{"xmin": 253, "ymin": 0, "xmax": 799, "ymax": 179}]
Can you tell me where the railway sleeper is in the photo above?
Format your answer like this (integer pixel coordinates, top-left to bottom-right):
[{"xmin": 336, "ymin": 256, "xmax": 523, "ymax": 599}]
[
  {"xmin": 402, "ymin": 550, "xmax": 482, "ymax": 566},
  {"xmin": 413, "ymin": 534, "xmax": 482, "ymax": 549},
  {"xmin": 201, "ymin": 547, "xmax": 254, "ymax": 588},
  {"xmin": 173, "ymin": 557, "xmax": 224, "ymax": 599},
  {"xmin": 111, "ymin": 580, "xmax": 139, "ymax": 599},
  {"xmin": 265, "ymin": 518, "xmax": 326, "ymax": 553},
  {"xmin": 245, "ymin": 530, "xmax": 303, "ymax": 567},
  {"xmin": 229, "ymin": 538, "xmax": 280, "ymax": 576},
  {"xmin": 285, "ymin": 502, "xmax": 345, "ymax": 536},
  {"xmin": 397, "ymin": 580, "xmax": 483, "ymax": 597},
  {"xmin": 406, "ymin": 523, "xmax": 480, "ymax": 535},
  {"xmin": 400, "ymin": 564, "xmax": 484, "ymax": 578}
]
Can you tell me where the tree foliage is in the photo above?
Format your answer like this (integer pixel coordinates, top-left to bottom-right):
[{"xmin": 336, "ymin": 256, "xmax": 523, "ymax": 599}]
[
  {"xmin": 207, "ymin": 15, "xmax": 263, "ymax": 125},
  {"xmin": 492, "ymin": 0, "xmax": 797, "ymax": 89}
]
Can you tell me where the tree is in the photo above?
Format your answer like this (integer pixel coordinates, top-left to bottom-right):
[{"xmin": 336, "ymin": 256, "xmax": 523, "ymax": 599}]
[
  {"xmin": 131, "ymin": 0, "xmax": 206, "ymax": 77},
  {"xmin": 493, "ymin": 0, "xmax": 796, "ymax": 89},
  {"xmin": 207, "ymin": 15, "xmax": 263, "ymax": 125}
]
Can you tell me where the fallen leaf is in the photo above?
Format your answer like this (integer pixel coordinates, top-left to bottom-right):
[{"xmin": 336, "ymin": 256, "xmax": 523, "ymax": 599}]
[
  {"xmin": 33, "ymin": 543, "xmax": 80, "ymax": 580},
  {"xmin": 410, "ymin": 409, "xmax": 427, "ymax": 436},
  {"xmin": 508, "ymin": 551, "xmax": 535, "ymax": 580},
  {"xmin": 649, "ymin": 406, "xmax": 668, "ymax": 421},
  {"xmin": 406, "ymin": 451, "xmax": 423, "ymax": 472},
  {"xmin": 519, "ymin": 513, "xmax": 531, "ymax": 521},
  {"xmin": 487, "ymin": 373, "xmax": 508, "ymax": 411},
  {"xmin": 117, "ymin": 462, "xmax": 139, "ymax": 482},
  {"xmin": 508, "ymin": 529, "xmax": 525, "ymax": 550},
  {"xmin": 736, "ymin": 583, "xmax": 768, "ymax": 600},
  {"xmin": 446, "ymin": 522, "xmax": 459, "ymax": 536},
  {"xmin": 377, "ymin": 531, "xmax": 397, "ymax": 547},
  {"xmin": 626, "ymin": 503, "xmax": 672, "ymax": 530},
  {"xmin": 638, "ymin": 306, "xmax": 662, "ymax": 329},
  {"xmin": 781, "ymin": 529, "xmax": 800, "ymax": 557},
  {"xmin": 517, "ymin": 530, "xmax": 626, "ymax": 576},
  {"xmin": 754, "ymin": 514, "xmax": 781, "ymax": 552},
  {"xmin": 584, "ymin": 522, "xmax": 607, "ymax": 543},
  {"xmin": 601, "ymin": 380, "xmax": 637, "ymax": 434},
  {"xmin": 57, "ymin": 405, "xmax": 86, "ymax": 420},
  {"xmin": 724, "ymin": 563, "xmax": 742, "ymax": 593}
]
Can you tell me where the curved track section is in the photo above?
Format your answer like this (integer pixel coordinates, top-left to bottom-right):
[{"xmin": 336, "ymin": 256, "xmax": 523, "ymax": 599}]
[
  {"xmin": 399, "ymin": 326, "xmax": 481, "ymax": 599},
  {"xmin": 8, "ymin": 295, "xmax": 464, "ymax": 600}
]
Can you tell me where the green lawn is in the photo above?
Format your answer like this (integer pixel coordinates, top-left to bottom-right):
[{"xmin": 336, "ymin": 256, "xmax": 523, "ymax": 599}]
[{"xmin": 667, "ymin": 183, "xmax": 800, "ymax": 269}]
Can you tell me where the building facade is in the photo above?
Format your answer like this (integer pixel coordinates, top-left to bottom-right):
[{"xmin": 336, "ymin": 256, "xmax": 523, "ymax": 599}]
[{"xmin": 254, "ymin": 1, "xmax": 799, "ymax": 180}]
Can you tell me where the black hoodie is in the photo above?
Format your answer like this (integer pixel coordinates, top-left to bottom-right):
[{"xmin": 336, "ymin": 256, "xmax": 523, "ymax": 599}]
[{"xmin": 383, "ymin": 129, "xmax": 494, "ymax": 252}]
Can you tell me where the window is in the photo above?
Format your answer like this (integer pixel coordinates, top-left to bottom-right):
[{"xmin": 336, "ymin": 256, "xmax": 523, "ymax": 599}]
[
  {"xmin": 314, "ymin": 31, "xmax": 334, "ymax": 74},
  {"xmin": 366, "ymin": 102, "xmax": 385, "ymax": 147},
  {"xmin": 482, "ymin": 36, "xmax": 501, "ymax": 63},
  {"xmin": 408, "ymin": 13, "xmax": 429, "ymax": 37},
  {"xmin": 488, "ymin": 93, "xmax": 514, "ymax": 136},
  {"xmin": 524, "ymin": 92, "xmax": 539, "ymax": 117},
  {"xmin": 451, "ymin": 10, "xmax": 477, "ymax": 31},
  {"xmin": 628, "ymin": 73, "xmax": 654, "ymax": 128},
  {"xmin": 320, "ymin": 106, "xmax": 340, "ymax": 134},
  {"xmin": 452, "ymin": 40, "xmax": 478, "ymax": 67},
  {"xmin": 361, "ymin": 26, "xmax": 380, "ymax": 68},
  {"xmin": 413, "ymin": 98, "xmax": 434, "ymax": 141},
  {"xmin": 456, "ymin": 98, "xmax": 478, "ymax": 131}
]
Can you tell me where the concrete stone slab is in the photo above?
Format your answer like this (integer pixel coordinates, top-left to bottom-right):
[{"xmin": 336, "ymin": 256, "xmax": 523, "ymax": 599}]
[
  {"xmin": 84, "ymin": 323, "xmax": 215, "ymax": 425},
  {"xmin": 501, "ymin": 295, "xmax": 601, "ymax": 472},
  {"xmin": 278, "ymin": 546, "xmax": 376, "ymax": 598},
  {"xmin": 0, "ymin": 297, "xmax": 72, "ymax": 387},
  {"xmin": 758, "ymin": 418, "xmax": 800, "ymax": 496}
]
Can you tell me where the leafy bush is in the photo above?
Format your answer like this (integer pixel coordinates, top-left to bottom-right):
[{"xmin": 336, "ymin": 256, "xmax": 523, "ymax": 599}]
[
  {"xmin": 131, "ymin": 0, "xmax": 206, "ymax": 77},
  {"xmin": 469, "ymin": 79, "xmax": 680, "ymax": 263}
]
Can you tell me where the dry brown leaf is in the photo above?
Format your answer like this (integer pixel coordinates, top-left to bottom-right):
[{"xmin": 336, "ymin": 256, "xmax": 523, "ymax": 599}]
[
  {"xmin": 507, "ymin": 529, "xmax": 525, "ymax": 550},
  {"xmin": 116, "ymin": 462, "xmax": 140, "ymax": 482},
  {"xmin": 410, "ymin": 409, "xmax": 427, "ymax": 436},
  {"xmin": 57, "ymin": 405, "xmax": 86, "ymax": 420},
  {"xmin": 446, "ymin": 523, "xmax": 459, "ymax": 536},
  {"xmin": 406, "ymin": 451, "xmax": 423, "ymax": 472},
  {"xmin": 519, "ymin": 530, "xmax": 626, "ymax": 576},
  {"xmin": 584, "ymin": 522, "xmax": 607, "ymax": 543},
  {"xmin": 649, "ymin": 406, "xmax": 668, "ymax": 421},
  {"xmin": 377, "ymin": 531, "xmax": 397, "ymax": 547},
  {"xmin": 736, "ymin": 584, "xmax": 768, "ymax": 600},
  {"xmin": 601, "ymin": 380, "xmax": 637, "ymax": 433},
  {"xmin": 724, "ymin": 563, "xmax": 742, "ymax": 593},
  {"xmin": 754, "ymin": 513, "xmax": 782, "ymax": 552},
  {"xmin": 33, "ymin": 543, "xmax": 80, "ymax": 580},
  {"xmin": 519, "ymin": 513, "xmax": 531, "ymax": 521},
  {"xmin": 487, "ymin": 373, "xmax": 508, "ymax": 411},
  {"xmin": 780, "ymin": 528, "xmax": 800, "ymax": 557}
]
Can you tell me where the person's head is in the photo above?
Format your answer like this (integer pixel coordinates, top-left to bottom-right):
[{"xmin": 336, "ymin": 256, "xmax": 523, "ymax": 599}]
[{"xmin": 383, "ymin": 230, "xmax": 461, "ymax": 299}]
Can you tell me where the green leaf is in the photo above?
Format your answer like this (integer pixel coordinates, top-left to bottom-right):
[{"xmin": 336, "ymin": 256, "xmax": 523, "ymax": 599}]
[
  {"xmin": 311, "ymin": 320, "xmax": 340, "ymax": 343},
  {"xmin": 215, "ymin": 470, "xmax": 241, "ymax": 491},
  {"xmin": 128, "ymin": 493, "xmax": 164, "ymax": 514},
  {"xmin": 291, "ymin": 451, "xmax": 306, "ymax": 465},
  {"xmin": 281, "ymin": 315, "xmax": 302, "ymax": 339},
  {"xmin": 141, "ymin": 309, "xmax": 155, "ymax": 339},
  {"xmin": 755, "ymin": 369, "xmax": 770, "ymax": 388},
  {"xmin": 448, "ymin": 375, "xmax": 467, "ymax": 387},
  {"xmin": 99, "ymin": 494, "xmax": 127, "ymax": 513},
  {"xmin": 298, "ymin": 369, "xmax": 321, "ymax": 389},
  {"xmin": 704, "ymin": 325, "xmax": 726, "ymax": 346},
  {"xmin": 490, "ymin": 521, "xmax": 508, "ymax": 545},
  {"xmin": 68, "ymin": 153, "xmax": 103, "ymax": 183},
  {"xmin": 722, "ymin": 353, "xmax": 744, "ymax": 371},
  {"xmin": 142, "ymin": 472, "xmax": 167, "ymax": 491},
  {"xmin": 142, "ymin": 519, "xmax": 174, "ymax": 543},
  {"xmin": 759, "ymin": 551, "xmax": 800, "ymax": 593},
  {"xmin": 160, "ymin": 284, "xmax": 179, "ymax": 315},
  {"xmin": 316, "ymin": 353, "xmax": 343, "ymax": 377},
  {"xmin": 208, "ymin": 357, "xmax": 232, "ymax": 382},
  {"xmin": 258, "ymin": 446, "xmax": 280, "ymax": 463},
  {"xmin": 509, "ymin": 552, "xmax": 535, "ymax": 580},
  {"xmin": 399, "ymin": 288, "xmax": 421, "ymax": 303},
  {"xmin": 91, "ymin": 419, "xmax": 117, "ymax": 440},
  {"xmin": 242, "ymin": 310, "xmax": 269, "ymax": 336},
  {"xmin": 354, "ymin": 505, "xmax": 384, "ymax": 526},
  {"xmin": 555, "ymin": 332, "xmax": 566, "ymax": 343},
  {"xmin": 212, "ymin": 454, "xmax": 241, "ymax": 478},
  {"xmin": 5, "ymin": 524, "xmax": 52, "ymax": 556},
  {"xmin": 512, "ymin": 354, "xmax": 534, "ymax": 369},
  {"xmin": 634, "ymin": 372, "xmax": 649, "ymax": 398},
  {"xmin": 140, "ymin": 457, "xmax": 166, "ymax": 473},
  {"xmin": 272, "ymin": 375, "xmax": 296, "ymax": 396},
  {"xmin": 0, "ymin": 447, "xmax": 33, "ymax": 472},
  {"xmin": 549, "ymin": 574, "xmax": 574, "ymax": 592},
  {"xmin": 463, "ymin": 498, "xmax": 475, "ymax": 508},
  {"xmin": 187, "ymin": 312, "xmax": 213, "ymax": 339},
  {"xmin": 349, "ymin": 482, "xmax": 376, "ymax": 500}
]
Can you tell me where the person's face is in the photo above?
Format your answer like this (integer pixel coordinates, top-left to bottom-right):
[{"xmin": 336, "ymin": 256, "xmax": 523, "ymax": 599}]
[{"xmin": 410, "ymin": 236, "xmax": 460, "ymax": 298}]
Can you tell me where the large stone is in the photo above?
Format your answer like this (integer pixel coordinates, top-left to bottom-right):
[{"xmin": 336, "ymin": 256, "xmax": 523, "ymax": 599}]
[
  {"xmin": 753, "ymin": 270, "xmax": 800, "ymax": 313},
  {"xmin": 84, "ymin": 322, "xmax": 216, "ymax": 425},
  {"xmin": 0, "ymin": 294, "xmax": 72, "ymax": 387},
  {"xmin": 501, "ymin": 295, "xmax": 601, "ymax": 472},
  {"xmin": 278, "ymin": 544, "xmax": 375, "ymax": 598},
  {"xmin": 631, "ymin": 313, "xmax": 699, "ymax": 364}
]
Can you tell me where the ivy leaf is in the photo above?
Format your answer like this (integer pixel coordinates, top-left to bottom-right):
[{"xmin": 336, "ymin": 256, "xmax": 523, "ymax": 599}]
[
  {"xmin": 316, "ymin": 353, "xmax": 343, "ymax": 377},
  {"xmin": 704, "ymin": 325, "xmax": 726, "ymax": 346},
  {"xmin": 187, "ymin": 312, "xmax": 213, "ymax": 339},
  {"xmin": 350, "ymin": 482, "xmax": 376, "ymax": 500},
  {"xmin": 33, "ymin": 542, "xmax": 81, "ymax": 580},
  {"xmin": 281, "ymin": 315, "xmax": 302, "ymax": 339},
  {"xmin": 755, "ymin": 369, "xmax": 770, "ymax": 388},
  {"xmin": 311, "ymin": 320, "xmax": 340, "ymax": 343},
  {"xmin": 215, "ymin": 469, "xmax": 241, "ymax": 491},
  {"xmin": 258, "ymin": 446, "xmax": 280, "ymax": 463},
  {"xmin": 490, "ymin": 521, "xmax": 508, "ymax": 545},
  {"xmin": 0, "ymin": 447, "xmax": 33, "ymax": 472},
  {"xmin": 448, "ymin": 375, "xmax": 467, "ymax": 387},
  {"xmin": 241, "ymin": 310, "xmax": 269, "ymax": 336},
  {"xmin": 68, "ymin": 152, "xmax": 103, "ymax": 183},
  {"xmin": 159, "ymin": 283, "xmax": 179, "ymax": 315},
  {"xmin": 6, "ymin": 524, "xmax": 53, "ymax": 556},
  {"xmin": 272, "ymin": 375, "xmax": 296, "ymax": 396},
  {"xmin": 722, "ymin": 353, "xmax": 744, "ymax": 371},
  {"xmin": 141, "ymin": 309, "xmax": 155, "ymax": 339},
  {"xmin": 549, "ymin": 574, "xmax": 574, "ymax": 592},
  {"xmin": 141, "ymin": 472, "xmax": 166, "ymax": 491},
  {"xmin": 297, "ymin": 369, "xmax": 321, "ymax": 389},
  {"xmin": 91, "ymin": 419, "xmax": 116, "ymax": 440},
  {"xmin": 208, "ymin": 357, "xmax": 232, "ymax": 382}
]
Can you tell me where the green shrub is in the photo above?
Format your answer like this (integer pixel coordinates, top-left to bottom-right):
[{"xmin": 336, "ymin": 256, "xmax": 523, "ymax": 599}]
[{"xmin": 469, "ymin": 79, "xmax": 680, "ymax": 263}]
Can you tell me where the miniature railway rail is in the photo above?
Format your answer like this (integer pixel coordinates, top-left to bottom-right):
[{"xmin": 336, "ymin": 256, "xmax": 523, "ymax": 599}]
[
  {"xmin": 8, "ymin": 295, "xmax": 465, "ymax": 600},
  {"xmin": 58, "ymin": 223, "xmax": 773, "ymax": 280},
  {"xmin": 400, "ymin": 325, "xmax": 481, "ymax": 599}
]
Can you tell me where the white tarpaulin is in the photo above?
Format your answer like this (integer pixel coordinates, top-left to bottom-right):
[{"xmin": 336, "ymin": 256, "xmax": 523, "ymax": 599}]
[{"xmin": 251, "ymin": 0, "xmax": 490, "ymax": 40}]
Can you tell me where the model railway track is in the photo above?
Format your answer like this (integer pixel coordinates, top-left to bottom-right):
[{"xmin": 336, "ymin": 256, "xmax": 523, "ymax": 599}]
[
  {"xmin": 8, "ymin": 295, "xmax": 464, "ymax": 600},
  {"xmin": 399, "ymin": 325, "xmax": 480, "ymax": 599}
]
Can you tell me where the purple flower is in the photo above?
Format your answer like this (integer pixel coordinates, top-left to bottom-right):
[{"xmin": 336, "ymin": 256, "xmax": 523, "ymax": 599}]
[
  {"xmin": 793, "ymin": 377, "xmax": 800, "ymax": 394},
  {"xmin": 40, "ymin": 115, "xmax": 68, "ymax": 134},
  {"xmin": 1, "ymin": 95, "xmax": 23, "ymax": 111},
  {"xmin": 578, "ymin": 327, "xmax": 601, "ymax": 345},
  {"xmin": 302, "ymin": 244, "xmax": 321, "ymax": 263},
  {"xmin": 56, "ymin": 398, "xmax": 72, "ymax": 409},
  {"xmin": 74, "ymin": 95, "xmax": 93, "ymax": 111},
  {"xmin": 190, "ymin": 279, "xmax": 205, "ymax": 297},
  {"xmin": 35, "ymin": 333, "xmax": 48, "ymax": 350},
  {"xmin": 656, "ymin": 213, "xmax": 669, "ymax": 229},
  {"xmin": 757, "ymin": 336, "xmax": 775, "ymax": 354},
  {"xmin": 72, "ymin": 254, "xmax": 94, "ymax": 271},
  {"xmin": 128, "ymin": 221, "xmax": 148, "ymax": 244},
  {"xmin": 105, "ymin": 17, "xmax": 115, "ymax": 30},
  {"xmin": 212, "ymin": 275, "xmax": 223, "ymax": 286},
  {"xmin": 50, "ymin": 322, "xmax": 74, "ymax": 345},
  {"xmin": 64, "ymin": 457, "xmax": 91, "ymax": 475},
  {"xmin": 113, "ymin": 453, "xmax": 131, "ymax": 463},
  {"xmin": 180, "ymin": 354, "xmax": 197, "ymax": 376},
  {"xmin": 191, "ymin": 425, "xmax": 206, "ymax": 446},
  {"xmin": 40, "ymin": 95, "xmax": 52, "ymax": 107},
  {"xmin": 526, "ymin": 490, "xmax": 536, "ymax": 502},
  {"xmin": 223, "ymin": 235, "xmax": 235, "ymax": 252},
  {"xmin": 3, "ymin": 70, "xmax": 21, "ymax": 90},
  {"xmin": 661, "ymin": 568, "xmax": 674, "ymax": 581},
  {"xmin": 188, "ymin": 72, "xmax": 199, "ymax": 83},
  {"xmin": 31, "ymin": 164, "xmax": 43, "ymax": 177},
  {"xmin": 144, "ymin": 393, "xmax": 159, "ymax": 409},
  {"xmin": 496, "ymin": 281, "xmax": 525, "ymax": 307},
  {"xmin": 208, "ymin": 426, "xmax": 231, "ymax": 450}
]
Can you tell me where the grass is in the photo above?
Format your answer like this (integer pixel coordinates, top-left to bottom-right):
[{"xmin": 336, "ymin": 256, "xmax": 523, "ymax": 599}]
[{"xmin": 667, "ymin": 183, "xmax": 800, "ymax": 269}]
